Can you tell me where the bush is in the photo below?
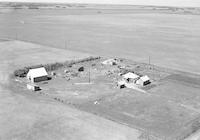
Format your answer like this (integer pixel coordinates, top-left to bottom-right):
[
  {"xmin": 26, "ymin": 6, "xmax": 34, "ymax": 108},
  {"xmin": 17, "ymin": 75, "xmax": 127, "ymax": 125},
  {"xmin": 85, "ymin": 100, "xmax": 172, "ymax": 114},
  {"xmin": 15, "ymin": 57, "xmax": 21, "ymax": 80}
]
[
  {"xmin": 44, "ymin": 62, "xmax": 64, "ymax": 71},
  {"xmin": 14, "ymin": 69, "xmax": 27, "ymax": 77}
]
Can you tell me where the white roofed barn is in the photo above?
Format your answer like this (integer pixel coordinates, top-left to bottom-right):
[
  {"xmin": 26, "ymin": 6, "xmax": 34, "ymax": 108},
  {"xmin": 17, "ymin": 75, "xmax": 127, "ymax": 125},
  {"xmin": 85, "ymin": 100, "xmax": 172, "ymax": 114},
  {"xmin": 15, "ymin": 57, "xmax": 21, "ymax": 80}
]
[
  {"xmin": 136, "ymin": 75, "xmax": 151, "ymax": 86},
  {"xmin": 27, "ymin": 67, "xmax": 48, "ymax": 83}
]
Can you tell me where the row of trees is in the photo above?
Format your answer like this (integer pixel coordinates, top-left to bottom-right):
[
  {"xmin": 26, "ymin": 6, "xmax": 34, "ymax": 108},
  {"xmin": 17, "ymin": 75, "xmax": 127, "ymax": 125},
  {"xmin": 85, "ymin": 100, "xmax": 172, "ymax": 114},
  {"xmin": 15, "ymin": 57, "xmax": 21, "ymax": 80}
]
[{"xmin": 14, "ymin": 56, "xmax": 100, "ymax": 77}]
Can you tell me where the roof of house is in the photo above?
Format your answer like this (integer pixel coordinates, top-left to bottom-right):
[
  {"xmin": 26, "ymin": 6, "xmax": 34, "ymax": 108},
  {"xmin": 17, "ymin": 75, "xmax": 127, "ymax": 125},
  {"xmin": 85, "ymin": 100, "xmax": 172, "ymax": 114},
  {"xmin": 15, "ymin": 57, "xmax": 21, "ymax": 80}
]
[
  {"xmin": 118, "ymin": 80, "xmax": 126, "ymax": 85},
  {"xmin": 101, "ymin": 59, "xmax": 117, "ymax": 65},
  {"xmin": 27, "ymin": 67, "xmax": 48, "ymax": 78},
  {"xmin": 140, "ymin": 75, "xmax": 150, "ymax": 81},
  {"xmin": 123, "ymin": 72, "xmax": 139, "ymax": 79}
]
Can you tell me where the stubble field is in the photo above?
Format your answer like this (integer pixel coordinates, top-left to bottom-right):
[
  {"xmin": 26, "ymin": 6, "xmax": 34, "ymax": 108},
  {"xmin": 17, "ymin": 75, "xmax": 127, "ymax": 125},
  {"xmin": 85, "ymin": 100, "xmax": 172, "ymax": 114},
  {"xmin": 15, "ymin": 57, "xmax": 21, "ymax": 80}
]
[
  {"xmin": 1, "ymin": 4, "xmax": 200, "ymax": 140},
  {"xmin": 0, "ymin": 7, "xmax": 200, "ymax": 74}
]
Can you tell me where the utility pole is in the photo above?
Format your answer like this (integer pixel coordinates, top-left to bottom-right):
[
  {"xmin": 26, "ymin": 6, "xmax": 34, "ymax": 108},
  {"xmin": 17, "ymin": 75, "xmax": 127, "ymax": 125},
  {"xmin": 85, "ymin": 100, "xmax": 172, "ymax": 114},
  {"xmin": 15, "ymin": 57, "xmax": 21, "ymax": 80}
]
[
  {"xmin": 88, "ymin": 66, "xmax": 90, "ymax": 83},
  {"xmin": 149, "ymin": 56, "xmax": 151, "ymax": 65},
  {"xmin": 65, "ymin": 40, "xmax": 67, "ymax": 49},
  {"xmin": 15, "ymin": 33, "xmax": 18, "ymax": 40}
]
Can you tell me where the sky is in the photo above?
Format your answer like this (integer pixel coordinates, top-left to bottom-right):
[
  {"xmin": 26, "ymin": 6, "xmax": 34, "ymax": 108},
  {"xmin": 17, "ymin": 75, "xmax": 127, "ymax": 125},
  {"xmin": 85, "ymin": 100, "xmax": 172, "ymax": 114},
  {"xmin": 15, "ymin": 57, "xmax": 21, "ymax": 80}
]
[{"xmin": 1, "ymin": 0, "xmax": 200, "ymax": 7}]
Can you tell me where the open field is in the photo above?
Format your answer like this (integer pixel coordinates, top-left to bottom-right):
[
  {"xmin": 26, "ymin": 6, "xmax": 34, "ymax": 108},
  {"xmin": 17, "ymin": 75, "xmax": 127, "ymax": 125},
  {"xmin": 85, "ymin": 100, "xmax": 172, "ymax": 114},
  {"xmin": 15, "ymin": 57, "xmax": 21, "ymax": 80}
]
[
  {"xmin": 1, "ymin": 4, "xmax": 200, "ymax": 140},
  {"xmin": 0, "ymin": 5, "xmax": 200, "ymax": 74},
  {"xmin": 13, "ymin": 46, "xmax": 200, "ymax": 139},
  {"xmin": 1, "ymin": 40, "xmax": 200, "ymax": 140},
  {"xmin": 1, "ymin": 3, "xmax": 200, "ymax": 14},
  {"xmin": 0, "ymin": 40, "xmax": 142, "ymax": 140}
]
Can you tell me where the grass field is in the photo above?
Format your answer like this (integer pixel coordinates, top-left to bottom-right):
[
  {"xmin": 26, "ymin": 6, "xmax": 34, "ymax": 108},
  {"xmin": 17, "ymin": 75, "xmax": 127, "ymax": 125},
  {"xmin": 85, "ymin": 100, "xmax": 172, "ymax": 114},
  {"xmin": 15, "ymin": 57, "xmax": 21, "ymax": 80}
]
[
  {"xmin": 1, "ymin": 40, "xmax": 200, "ymax": 140},
  {"xmin": 1, "ymin": 4, "xmax": 200, "ymax": 140},
  {"xmin": 0, "ymin": 7, "xmax": 200, "ymax": 74},
  {"xmin": 0, "ymin": 40, "xmax": 142, "ymax": 140},
  {"xmin": 23, "ymin": 56, "xmax": 200, "ymax": 140}
]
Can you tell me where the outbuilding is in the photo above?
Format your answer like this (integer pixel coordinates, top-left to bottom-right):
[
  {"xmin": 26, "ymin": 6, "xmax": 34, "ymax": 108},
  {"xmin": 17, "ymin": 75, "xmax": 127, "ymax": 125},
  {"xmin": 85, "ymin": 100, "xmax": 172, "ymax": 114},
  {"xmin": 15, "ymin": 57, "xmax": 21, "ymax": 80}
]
[
  {"xmin": 101, "ymin": 59, "xmax": 117, "ymax": 65},
  {"xmin": 123, "ymin": 72, "xmax": 140, "ymax": 83},
  {"xmin": 136, "ymin": 75, "xmax": 151, "ymax": 86},
  {"xmin": 117, "ymin": 80, "xmax": 126, "ymax": 89},
  {"xmin": 27, "ymin": 67, "xmax": 48, "ymax": 83},
  {"xmin": 27, "ymin": 83, "xmax": 40, "ymax": 91},
  {"xmin": 78, "ymin": 66, "xmax": 84, "ymax": 72}
]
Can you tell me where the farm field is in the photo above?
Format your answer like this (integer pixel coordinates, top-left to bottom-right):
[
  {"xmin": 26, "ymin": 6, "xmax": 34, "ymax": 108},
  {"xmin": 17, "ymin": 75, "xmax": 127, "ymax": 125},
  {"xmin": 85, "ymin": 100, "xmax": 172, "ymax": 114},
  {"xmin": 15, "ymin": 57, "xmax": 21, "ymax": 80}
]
[
  {"xmin": 10, "ymin": 46, "xmax": 200, "ymax": 140},
  {"xmin": 1, "ymin": 4, "xmax": 200, "ymax": 140},
  {"xmin": 0, "ymin": 6, "xmax": 200, "ymax": 74},
  {"xmin": 0, "ymin": 40, "xmax": 200, "ymax": 140},
  {"xmin": 0, "ymin": 40, "xmax": 142, "ymax": 140},
  {"xmin": 13, "ymin": 46, "xmax": 200, "ymax": 139}
]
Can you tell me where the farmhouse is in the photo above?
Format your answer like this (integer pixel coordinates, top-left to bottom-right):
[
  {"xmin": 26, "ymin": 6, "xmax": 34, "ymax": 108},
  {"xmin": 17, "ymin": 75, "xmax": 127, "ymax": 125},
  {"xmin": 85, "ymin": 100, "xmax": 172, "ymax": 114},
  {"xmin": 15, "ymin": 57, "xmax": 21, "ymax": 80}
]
[
  {"xmin": 27, "ymin": 67, "xmax": 48, "ymax": 83},
  {"xmin": 123, "ymin": 72, "xmax": 140, "ymax": 83},
  {"xmin": 136, "ymin": 75, "xmax": 151, "ymax": 86}
]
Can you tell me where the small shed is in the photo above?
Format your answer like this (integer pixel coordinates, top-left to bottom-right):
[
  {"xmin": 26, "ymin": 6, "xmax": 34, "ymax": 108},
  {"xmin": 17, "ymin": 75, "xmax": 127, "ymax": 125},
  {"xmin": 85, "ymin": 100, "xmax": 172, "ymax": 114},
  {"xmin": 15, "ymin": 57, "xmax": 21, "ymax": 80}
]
[
  {"xmin": 27, "ymin": 67, "xmax": 48, "ymax": 83},
  {"xmin": 101, "ymin": 59, "xmax": 117, "ymax": 65},
  {"xmin": 27, "ymin": 83, "xmax": 40, "ymax": 91},
  {"xmin": 117, "ymin": 80, "xmax": 126, "ymax": 89},
  {"xmin": 78, "ymin": 66, "xmax": 84, "ymax": 72},
  {"xmin": 136, "ymin": 75, "xmax": 151, "ymax": 86},
  {"xmin": 123, "ymin": 72, "xmax": 139, "ymax": 83},
  {"xmin": 51, "ymin": 71, "xmax": 56, "ymax": 76}
]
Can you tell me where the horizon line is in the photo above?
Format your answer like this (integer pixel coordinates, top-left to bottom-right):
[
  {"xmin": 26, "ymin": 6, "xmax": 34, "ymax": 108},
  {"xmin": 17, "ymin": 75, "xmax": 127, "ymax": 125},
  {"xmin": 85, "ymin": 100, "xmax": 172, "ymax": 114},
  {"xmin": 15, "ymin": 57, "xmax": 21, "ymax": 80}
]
[{"xmin": 1, "ymin": 1, "xmax": 200, "ymax": 8}]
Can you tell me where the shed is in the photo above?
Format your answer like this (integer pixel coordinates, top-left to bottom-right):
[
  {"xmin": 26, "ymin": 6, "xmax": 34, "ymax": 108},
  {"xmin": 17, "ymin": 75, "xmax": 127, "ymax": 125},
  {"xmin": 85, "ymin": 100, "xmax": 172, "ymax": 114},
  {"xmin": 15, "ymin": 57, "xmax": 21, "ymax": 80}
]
[
  {"xmin": 51, "ymin": 71, "xmax": 56, "ymax": 76},
  {"xmin": 136, "ymin": 75, "xmax": 151, "ymax": 86},
  {"xmin": 101, "ymin": 59, "xmax": 117, "ymax": 65},
  {"xmin": 27, "ymin": 67, "xmax": 48, "ymax": 83},
  {"xmin": 27, "ymin": 83, "xmax": 40, "ymax": 91},
  {"xmin": 78, "ymin": 66, "xmax": 84, "ymax": 72},
  {"xmin": 117, "ymin": 80, "xmax": 126, "ymax": 89}
]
